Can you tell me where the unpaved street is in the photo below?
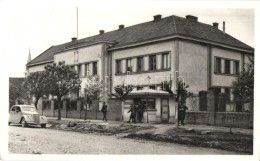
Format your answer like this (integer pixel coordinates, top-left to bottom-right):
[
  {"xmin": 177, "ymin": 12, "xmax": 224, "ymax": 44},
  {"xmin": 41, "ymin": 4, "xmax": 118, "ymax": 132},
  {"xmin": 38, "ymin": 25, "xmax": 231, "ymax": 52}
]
[{"xmin": 9, "ymin": 125, "xmax": 241, "ymax": 154}]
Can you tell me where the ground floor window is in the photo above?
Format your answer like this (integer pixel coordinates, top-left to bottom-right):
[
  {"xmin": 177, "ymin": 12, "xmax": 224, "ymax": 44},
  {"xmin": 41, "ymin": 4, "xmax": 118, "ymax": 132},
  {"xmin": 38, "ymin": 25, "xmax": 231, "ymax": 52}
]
[{"xmin": 134, "ymin": 98, "xmax": 155, "ymax": 110}]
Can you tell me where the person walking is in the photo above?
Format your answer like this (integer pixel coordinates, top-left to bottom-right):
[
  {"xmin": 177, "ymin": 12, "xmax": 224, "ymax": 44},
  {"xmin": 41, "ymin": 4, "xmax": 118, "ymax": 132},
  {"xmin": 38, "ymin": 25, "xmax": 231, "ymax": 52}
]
[
  {"xmin": 128, "ymin": 104, "xmax": 136, "ymax": 123},
  {"xmin": 178, "ymin": 103, "xmax": 188, "ymax": 126},
  {"xmin": 101, "ymin": 102, "xmax": 108, "ymax": 122}
]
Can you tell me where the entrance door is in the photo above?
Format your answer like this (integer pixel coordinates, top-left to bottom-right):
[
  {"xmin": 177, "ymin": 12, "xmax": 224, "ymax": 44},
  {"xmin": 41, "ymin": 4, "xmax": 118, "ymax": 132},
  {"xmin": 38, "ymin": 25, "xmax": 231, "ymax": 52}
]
[{"xmin": 161, "ymin": 98, "xmax": 169, "ymax": 122}]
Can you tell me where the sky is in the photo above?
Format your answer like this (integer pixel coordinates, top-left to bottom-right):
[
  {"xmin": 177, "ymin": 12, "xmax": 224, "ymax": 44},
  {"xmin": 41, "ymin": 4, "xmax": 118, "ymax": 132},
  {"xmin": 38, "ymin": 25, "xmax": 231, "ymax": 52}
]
[{"xmin": 0, "ymin": 0, "xmax": 256, "ymax": 78}]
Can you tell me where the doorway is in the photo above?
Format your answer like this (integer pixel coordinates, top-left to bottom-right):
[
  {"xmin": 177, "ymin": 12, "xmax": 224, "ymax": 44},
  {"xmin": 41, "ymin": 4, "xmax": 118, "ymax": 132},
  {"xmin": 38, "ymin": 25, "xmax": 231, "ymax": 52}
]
[{"xmin": 161, "ymin": 98, "xmax": 169, "ymax": 122}]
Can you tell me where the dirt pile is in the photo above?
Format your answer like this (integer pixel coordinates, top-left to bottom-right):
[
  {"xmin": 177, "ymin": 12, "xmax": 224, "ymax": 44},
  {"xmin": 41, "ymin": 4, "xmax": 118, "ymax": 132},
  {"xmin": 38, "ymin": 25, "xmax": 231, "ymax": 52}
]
[
  {"xmin": 48, "ymin": 121, "xmax": 154, "ymax": 135},
  {"xmin": 126, "ymin": 127, "xmax": 253, "ymax": 154}
]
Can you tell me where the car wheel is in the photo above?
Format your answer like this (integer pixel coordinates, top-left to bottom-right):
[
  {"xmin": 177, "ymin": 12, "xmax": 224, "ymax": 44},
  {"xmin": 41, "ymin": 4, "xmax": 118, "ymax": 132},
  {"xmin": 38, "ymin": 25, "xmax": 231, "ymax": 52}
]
[
  {"xmin": 41, "ymin": 124, "xmax": 46, "ymax": 128},
  {"xmin": 21, "ymin": 118, "xmax": 27, "ymax": 128}
]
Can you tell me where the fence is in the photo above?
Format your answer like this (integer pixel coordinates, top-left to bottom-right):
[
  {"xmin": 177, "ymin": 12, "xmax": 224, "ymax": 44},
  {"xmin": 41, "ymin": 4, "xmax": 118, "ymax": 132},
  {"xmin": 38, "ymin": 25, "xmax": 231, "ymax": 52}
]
[
  {"xmin": 38, "ymin": 98, "xmax": 122, "ymax": 121},
  {"xmin": 185, "ymin": 89, "xmax": 253, "ymax": 128}
]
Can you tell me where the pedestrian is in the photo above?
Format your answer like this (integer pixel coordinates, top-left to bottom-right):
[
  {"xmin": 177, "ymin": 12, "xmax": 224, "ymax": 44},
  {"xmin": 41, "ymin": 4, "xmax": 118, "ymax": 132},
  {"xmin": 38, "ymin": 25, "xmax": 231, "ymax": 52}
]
[
  {"xmin": 128, "ymin": 104, "xmax": 136, "ymax": 123},
  {"xmin": 137, "ymin": 103, "xmax": 144, "ymax": 123},
  {"xmin": 101, "ymin": 102, "xmax": 108, "ymax": 122},
  {"xmin": 178, "ymin": 103, "xmax": 188, "ymax": 126}
]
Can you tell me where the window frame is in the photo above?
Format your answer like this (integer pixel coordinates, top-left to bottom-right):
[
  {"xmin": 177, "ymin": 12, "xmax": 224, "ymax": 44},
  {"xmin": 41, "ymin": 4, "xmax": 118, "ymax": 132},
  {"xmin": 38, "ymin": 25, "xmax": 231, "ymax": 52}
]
[
  {"xmin": 126, "ymin": 58, "xmax": 132, "ymax": 72},
  {"xmin": 137, "ymin": 57, "xmax": 144, "ymax": 72},
  {"xmin": 215, "ymin": 57, "xmax": 221, "ymax": 74},
  {"xmin": 85, "ymin": 63, "xmax": 90, "ymax": 77},
  {"xmin": 224, "ymin": 59, "xmax": 231, "ymax": 74},
  {"xmin": 77, "ymin": 65, "xmax": 81, "ymax": 77},
  {"xmin": 149, "ymin": 55, "xmax": 157, "ymax": 71},
  {"xmin": 92, "ymin": 62, "xmax": 98, "ymax": 75},
  {"xmin": 116, "ymin": 60, "xmax": 122, "ymax": 74},
  {"xmin": 162, "ymin": 53, "xmax": 170, "ymax": 69},
  {"xmin": 214, "ymin": 56, "xmax": 240, "ymax": 76}
]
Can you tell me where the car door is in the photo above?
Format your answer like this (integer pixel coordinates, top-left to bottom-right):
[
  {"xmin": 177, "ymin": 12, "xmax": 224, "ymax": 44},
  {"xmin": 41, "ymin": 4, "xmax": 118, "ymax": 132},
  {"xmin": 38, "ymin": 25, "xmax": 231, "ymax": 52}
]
[
  {"xmin": 13, "ymin": 106, "xmax": 22, "ymax": 123},
  {"xmin": 9, "ymin": 106, "xmax": 16, "ymax": 123},
  {"xmin": 13, "ymin": 106, "xmax": 21, "ymax": 123}
]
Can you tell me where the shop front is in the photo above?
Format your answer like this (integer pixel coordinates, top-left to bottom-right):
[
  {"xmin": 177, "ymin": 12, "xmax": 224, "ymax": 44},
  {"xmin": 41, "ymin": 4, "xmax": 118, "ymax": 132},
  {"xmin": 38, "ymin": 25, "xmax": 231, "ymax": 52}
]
[{"xmin": 123, "ymin": 89, "xmax": 177, "ymax": 123}]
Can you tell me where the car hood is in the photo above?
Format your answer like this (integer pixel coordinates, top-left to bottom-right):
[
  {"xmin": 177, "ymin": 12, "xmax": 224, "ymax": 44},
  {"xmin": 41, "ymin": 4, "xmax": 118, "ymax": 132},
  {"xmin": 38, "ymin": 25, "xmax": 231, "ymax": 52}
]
[{"xmin": 22, "ymin": 111, "xmax": 39, "ymax": 115}]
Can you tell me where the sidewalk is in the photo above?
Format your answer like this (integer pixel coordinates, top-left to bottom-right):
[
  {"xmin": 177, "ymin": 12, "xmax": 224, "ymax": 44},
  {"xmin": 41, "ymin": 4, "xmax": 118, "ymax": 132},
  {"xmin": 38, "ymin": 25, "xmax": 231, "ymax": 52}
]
[{"xmin": 47, "ymin": 116, "xmax": 253, "ymax": 135}]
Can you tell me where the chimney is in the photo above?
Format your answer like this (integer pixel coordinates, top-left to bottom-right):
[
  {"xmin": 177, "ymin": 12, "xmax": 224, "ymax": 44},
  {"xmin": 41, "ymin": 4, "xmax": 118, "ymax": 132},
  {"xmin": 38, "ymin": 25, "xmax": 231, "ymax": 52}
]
[
  {"xmin": 119, "ymin": 25, "xmax": 124, "ymax": 30},
  {"xmin": 213, "ymin": 22, "xmax": 219, "ymax": 29},
  {"xmin": 223, "ymin": 21, "xmax": 225, "ymax": 33},
  {"xmin": 99, "ymin": 30, "xmax": 105, "ymax": 35},
  {"xmin": 186, "ymin": 15, "xmax": 198, "ymax": 22},
  {"xmin": 71, "ymin": 37, "xmax": 77, "ymax": 42},
  {"xmin": 153, "ymin": 14, "xmax": 162, "ymax": 21}
]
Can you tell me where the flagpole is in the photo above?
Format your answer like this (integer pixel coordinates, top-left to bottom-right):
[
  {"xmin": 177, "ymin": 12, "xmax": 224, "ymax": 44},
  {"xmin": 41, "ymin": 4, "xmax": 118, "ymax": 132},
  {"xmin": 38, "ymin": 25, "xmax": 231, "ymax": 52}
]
[{"xmin": 77, "ymin": 7, "xmax": 78, "ymax": 39}]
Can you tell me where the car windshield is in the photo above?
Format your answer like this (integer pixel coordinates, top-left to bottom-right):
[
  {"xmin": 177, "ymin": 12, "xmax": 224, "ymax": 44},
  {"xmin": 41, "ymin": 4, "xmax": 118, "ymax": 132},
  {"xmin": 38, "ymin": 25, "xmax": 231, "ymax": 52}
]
[{"xmin": 21, "ymin": 106, "xmax": 37, "ymax": 112}]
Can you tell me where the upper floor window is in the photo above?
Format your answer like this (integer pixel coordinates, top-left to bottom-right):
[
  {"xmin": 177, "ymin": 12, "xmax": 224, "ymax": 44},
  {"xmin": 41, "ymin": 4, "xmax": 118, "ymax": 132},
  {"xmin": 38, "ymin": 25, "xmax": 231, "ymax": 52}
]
[
  {"xmin": 149, "ymin": 55, "xmax": 156, "ymax": 70},
  {"xmin": 126, "ymin": 58, "xmax": 132, "ymax": 72},
  {"xmin": 137, "ymin": 57, "xmax": 144, "ymax": 72},
  {"xmin": 214, "ymin": 57, "xmax": 240, "ymax": 76},
  {"xmin": 225, "ymin": 59, "xmax": 230, "ymax": 74},
  {"xmin": 85, "ymin": 63, "xmax": 90, "ymax": 76},
  {"xmin": 233, "ymin": 61, "xmax": 239, "ymax": 75},
  {"xmin": 162, "ymin": 53, "xmax": 170, "ymax": 69},
  {"xmin": 93, "ymin": 62, "xmax": 98, "ymax": 75},
  {"xmin": 215, "ymin": 57, "xmax": 221, "ymax": 73},
  {"xmin": 77, "ymin": 65, "xmax": 81, "ymax": 77},
  {"xmin": 70, "ymin": 66, "xmax": 75, "ymax": 71},
  {"xmin": 116, "ymin": 60, "xmax": 122, "ymax": 74}
]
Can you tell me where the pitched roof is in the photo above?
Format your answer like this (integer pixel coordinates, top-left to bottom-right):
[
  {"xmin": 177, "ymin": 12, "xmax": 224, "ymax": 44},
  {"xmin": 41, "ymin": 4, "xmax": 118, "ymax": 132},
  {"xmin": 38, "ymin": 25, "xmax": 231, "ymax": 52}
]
[{"xmin": 27, "ymin": 15, "xmax": 253, "ymax": 66}]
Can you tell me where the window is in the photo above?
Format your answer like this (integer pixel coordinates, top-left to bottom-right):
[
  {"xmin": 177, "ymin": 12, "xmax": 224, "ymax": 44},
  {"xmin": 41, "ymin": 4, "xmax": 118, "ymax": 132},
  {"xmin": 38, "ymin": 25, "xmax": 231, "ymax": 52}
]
[
  {"xmin": 149, "ymin": 55, "xmax": 156, "ymax": 70},
  {"xmin": 11, "ymin": 106, "xmax": 16, "ymax": 111},
  {"xmin": 116, "ymin": 60, "xmax": 122, "ymax": 73},
  {"xmin": 162, "ymin": 53, "xmax": 170, "ymax": 69},
  {"xmin": 149, "ymin": 85, "xmax": 156, "ymax": 90},
  {"xmin": 233, "ymin": 61, "xmax": 239, "ymax": 75},
  {"xmin": 70, "ymin": 66, "xmax": 75, "ymax": 71},
  {"xmin": 126, "ymin": 59, "xmax": 132, "ymax": 72},
  {"xmin": 147, "ymin": 98, "xmax": 155, "ymax": 109},
  {"xmin": 215, "ymin": 57, "xmax": 221, "ymax": 73},
  {"xmin": 225, "ymin": 60, "xmax": 230, "ymax": 74},
  {"xmin": 137, "ymin": 57, "xmax": 144, "ymax": 72},
  {"xmin": 77, "ymin": 65, "xmax": 81, "ymax": 77},
  {"xmin": 93, "ymin": 62, "xmax": 97, "ymax": 75},
  {"xmin": 85, "ymin": 63, "xmax": 90, "ymax": 76},
  {"xmin": 137, "ymin": 86, "xmax": 143, "ymax": 90}
]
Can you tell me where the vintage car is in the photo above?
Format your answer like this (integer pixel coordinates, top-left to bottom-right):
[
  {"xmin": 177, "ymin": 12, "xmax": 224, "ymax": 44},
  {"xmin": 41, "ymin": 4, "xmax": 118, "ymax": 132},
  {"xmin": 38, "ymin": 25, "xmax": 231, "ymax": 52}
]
[{"xmin": 9, "ymin": 105, "xmax": 48, "ymax": 128}]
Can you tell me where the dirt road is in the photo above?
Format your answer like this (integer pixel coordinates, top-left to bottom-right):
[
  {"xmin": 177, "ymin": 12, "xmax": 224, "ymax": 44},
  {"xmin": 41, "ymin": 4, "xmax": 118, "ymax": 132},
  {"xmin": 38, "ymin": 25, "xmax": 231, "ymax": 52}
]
[{"xmin": 8, "ymin": 125, "xmax": 242, "ymax": 154}]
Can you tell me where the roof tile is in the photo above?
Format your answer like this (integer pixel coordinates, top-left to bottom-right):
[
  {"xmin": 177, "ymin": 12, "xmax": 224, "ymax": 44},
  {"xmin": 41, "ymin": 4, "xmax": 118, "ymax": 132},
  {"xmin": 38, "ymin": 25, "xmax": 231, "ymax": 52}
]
[{"xmin": 27, "ymin": 15, "xmax": 253, "ymax": 66}]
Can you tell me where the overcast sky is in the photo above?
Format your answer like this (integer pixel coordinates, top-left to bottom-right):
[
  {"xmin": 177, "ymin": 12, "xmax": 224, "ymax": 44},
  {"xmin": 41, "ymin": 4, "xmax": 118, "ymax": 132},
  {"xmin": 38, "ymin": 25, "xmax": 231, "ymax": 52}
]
[{"xmin": 0, "ymin": 0, "xmax": 256, "ymax": 77}]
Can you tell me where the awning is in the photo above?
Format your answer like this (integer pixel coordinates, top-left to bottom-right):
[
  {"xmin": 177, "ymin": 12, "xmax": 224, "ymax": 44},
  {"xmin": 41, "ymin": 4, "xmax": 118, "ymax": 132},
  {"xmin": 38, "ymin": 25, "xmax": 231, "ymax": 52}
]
[{"xmin": 129, "ymin": 88, "xmax": 173, "ymax": 96}]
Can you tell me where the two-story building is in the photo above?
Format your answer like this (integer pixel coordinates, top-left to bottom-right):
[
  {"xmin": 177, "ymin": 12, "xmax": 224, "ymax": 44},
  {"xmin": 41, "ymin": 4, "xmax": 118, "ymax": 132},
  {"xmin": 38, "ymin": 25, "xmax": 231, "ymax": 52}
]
[{"xmin": 26, "ymin": 14, "xmax": 254, "ymax": 123}]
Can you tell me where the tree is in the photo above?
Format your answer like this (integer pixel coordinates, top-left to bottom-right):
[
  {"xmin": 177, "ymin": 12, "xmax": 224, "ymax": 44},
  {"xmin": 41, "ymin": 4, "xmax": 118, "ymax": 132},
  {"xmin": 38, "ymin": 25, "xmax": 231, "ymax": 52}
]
[
  {"xmin": 111, "ymin": 84, "xmax": 134, "ymax": 122},
  {"xmin": 23, "ymin": 71, "xmax": 50, "ymax": 110},
  {"xmin": 9, "ymin": 78, "xmax": 26, "ymax": 108},
  {"xmin": 232, "ymin": 56, "xmax": 254, "ymax": 111},
  {"xmin": 161, "ymin": 79, "xmax": 190, "ymax": 127},
  {"xmin": 83, "ymin": 76, "xmax": 109, "ymax": 120},
  {"xmin": 44, "ymin": 62, "xmax": 81, "ymax": 120}
]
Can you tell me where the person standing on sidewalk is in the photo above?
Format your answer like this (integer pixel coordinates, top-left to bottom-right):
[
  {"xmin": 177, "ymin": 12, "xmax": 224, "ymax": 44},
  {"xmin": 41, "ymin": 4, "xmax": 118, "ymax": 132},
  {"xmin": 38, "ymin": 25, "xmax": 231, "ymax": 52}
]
[
  {"xmin": 128, "ymin": 104, "xmax": 136, "ymax": 123},
  {"xmin": 178, "ymin": 103, "xmax": 188, "ymax": 126},
  {"xmin": 101, "ymin": 102, "xmax": 108, "ymax": 122}
]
